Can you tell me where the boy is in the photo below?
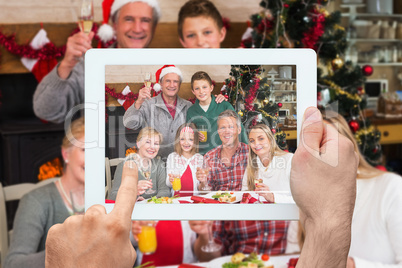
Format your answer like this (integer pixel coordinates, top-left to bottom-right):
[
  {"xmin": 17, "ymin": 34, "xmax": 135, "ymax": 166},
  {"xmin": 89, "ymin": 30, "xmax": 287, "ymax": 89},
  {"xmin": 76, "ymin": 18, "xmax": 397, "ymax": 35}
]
[
  {"xmin": 186, "ymin": 71, "xmax": 248, "ymax": 155},
  {"xmin": 178, "ymin": 0, "xmax": 226, "ymax": 48}
]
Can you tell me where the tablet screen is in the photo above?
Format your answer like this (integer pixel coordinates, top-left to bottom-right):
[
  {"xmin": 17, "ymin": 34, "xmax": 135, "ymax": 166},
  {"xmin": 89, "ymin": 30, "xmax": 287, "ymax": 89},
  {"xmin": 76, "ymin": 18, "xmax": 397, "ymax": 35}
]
[{"xmin": 85, "ymin": 49, "xmax": 316, "ymax": 220}]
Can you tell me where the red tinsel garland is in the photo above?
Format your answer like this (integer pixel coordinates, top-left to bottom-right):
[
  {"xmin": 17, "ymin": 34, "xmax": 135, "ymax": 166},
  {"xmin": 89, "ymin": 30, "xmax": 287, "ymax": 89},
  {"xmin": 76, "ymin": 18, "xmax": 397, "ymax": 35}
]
[
  {"xmin": 245, "ymin": 79, "xmax": 260, "ymax": 111},
  {"xmin": 105, "ymin": 84, "xmax": 139, "ymax": 101},
  {"xmin": 301, "ymin": 9, "xmax": 325, "ymax": 49},
  {"xmin": 0, "ymin": 31, "xmax": 65, "ymax": 60}
]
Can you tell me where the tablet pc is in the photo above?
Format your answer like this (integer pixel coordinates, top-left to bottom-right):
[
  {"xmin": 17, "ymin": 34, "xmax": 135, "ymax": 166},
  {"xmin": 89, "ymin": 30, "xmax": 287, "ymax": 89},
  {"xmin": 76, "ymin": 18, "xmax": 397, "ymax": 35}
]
[{"xmin": 85, "ymin": 48, "xmax": 316, "ymax": 220}]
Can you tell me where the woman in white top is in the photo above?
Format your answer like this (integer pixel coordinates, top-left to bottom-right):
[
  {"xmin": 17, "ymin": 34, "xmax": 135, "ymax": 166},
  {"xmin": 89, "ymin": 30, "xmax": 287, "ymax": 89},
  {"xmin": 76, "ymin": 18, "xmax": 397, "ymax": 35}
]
[
  {"xmin": 287, "ymin": 112, "xmax": 402, "ymax": 268},
  {"xmin": 241, "ymin": 123, "xmax": 294, "ymax": 203}
]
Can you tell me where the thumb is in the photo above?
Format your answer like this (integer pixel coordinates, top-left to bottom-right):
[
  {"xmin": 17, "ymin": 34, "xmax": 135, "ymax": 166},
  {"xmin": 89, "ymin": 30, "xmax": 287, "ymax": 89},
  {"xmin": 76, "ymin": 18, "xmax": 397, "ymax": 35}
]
[{"xmin": 299, "ymin": 107, "xmax": 323, "ymax": 158}]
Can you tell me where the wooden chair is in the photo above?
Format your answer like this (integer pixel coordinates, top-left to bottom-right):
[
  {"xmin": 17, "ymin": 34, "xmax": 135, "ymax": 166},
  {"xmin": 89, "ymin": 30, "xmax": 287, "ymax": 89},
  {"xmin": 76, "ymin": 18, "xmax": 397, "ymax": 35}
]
[
  {"xmin": 105, "ymin": 157, "xmax": 125, "ymax": 198},
  {"xmin": 0, "ymin": 178, "xmax": 58, "ymax": 267}
]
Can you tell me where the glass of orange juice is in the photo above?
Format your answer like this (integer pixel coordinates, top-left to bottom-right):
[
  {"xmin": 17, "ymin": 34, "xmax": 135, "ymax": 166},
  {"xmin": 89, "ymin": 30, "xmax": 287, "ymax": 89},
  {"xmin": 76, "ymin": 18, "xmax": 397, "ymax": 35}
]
[
  {"xmin": 198, "ymin": 125, "xmax": 208, "ymax": 142},
  {"xmin": 172, "ymin": 175, "xmax": 181, "ymax": 191},
  {"xmin": 138, "ymin": 222, "xmax": 157, "ymax": 254}
]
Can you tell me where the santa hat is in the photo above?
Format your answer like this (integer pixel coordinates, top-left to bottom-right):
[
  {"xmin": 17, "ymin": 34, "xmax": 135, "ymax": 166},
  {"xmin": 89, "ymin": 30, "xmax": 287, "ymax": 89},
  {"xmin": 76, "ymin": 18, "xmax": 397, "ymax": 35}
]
[
  {"xmin": 153, "ymin": 65, "xmax": 183, "ymax": 92},
  {"xmin": 98, "ymin": 0, "xmax": 161, "ymax": 43}
]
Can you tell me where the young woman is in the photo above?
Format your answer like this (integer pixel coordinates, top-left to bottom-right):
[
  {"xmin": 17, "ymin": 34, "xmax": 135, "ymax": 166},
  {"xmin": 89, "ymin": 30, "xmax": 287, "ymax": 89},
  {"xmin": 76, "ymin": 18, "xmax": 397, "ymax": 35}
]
[
  {"xmin": 109, "ymin": 127, "xmax": 170, "ymax": 200},
  {"xmin": 287, "ymin": 112, "xmax": 402, "ymax": 268},
  {"xmin": 5, "ymin": 117, "xmax": 85, "ymax": 267},
  {"xmin": 241, "ymin": 123, "xmax": 294, "ymax": 203}
]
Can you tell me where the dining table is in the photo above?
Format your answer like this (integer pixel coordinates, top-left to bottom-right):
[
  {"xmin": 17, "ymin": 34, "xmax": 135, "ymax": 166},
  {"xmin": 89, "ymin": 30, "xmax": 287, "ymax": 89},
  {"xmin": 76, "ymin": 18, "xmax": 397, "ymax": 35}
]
[{"xmin": 156, "ymin": 253, "xmax": 300, "ymax": 268}]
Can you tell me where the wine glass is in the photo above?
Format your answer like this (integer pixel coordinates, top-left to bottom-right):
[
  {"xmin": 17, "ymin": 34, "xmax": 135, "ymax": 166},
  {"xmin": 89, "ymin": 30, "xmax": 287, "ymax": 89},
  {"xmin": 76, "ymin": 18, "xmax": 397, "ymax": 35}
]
[
  {"xmin": 143, "ymin": 72, "xmax": 152, "ymax": 88},
  {"xmin": 201, "ymin": 221, "xmax": 222, "ymax": 253},
  {"xmin": 254, "ymin": 172, "xmax": 263, "ymax": 204},
  {"xmin": 200, "ymin": 160, "xmax": 212, "ymax": 192},
  {"xmin": 141, "ymin": 158, "xmax": 155, "ymax": 195},
  {"xmin": 78, "ymin": 0, "xmax": 94, "ymax": 35}
]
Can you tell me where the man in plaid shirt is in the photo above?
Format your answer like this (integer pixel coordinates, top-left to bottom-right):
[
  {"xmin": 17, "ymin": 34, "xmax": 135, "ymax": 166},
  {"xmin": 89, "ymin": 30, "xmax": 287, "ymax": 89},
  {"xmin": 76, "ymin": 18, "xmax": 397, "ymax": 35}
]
[
  {"xmin": 198, "ymin": 110, "xmax": 248, "ymax": 191},
  {"xmin": 193, "ymin": 110, "xmax": 289, "ymax": 261}
]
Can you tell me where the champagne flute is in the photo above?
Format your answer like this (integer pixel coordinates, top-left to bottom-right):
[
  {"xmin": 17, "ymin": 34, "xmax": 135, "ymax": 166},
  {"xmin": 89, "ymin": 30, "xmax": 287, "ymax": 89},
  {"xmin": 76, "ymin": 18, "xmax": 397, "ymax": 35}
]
[
  {"xmin": 201, "ymin": 221, "xmax": 222, "ymax": 253},
  {"xmin": 200, "ymin": 160, "xmax": 212, "ymax": 192},
  {"xmin": 254, "ymin": 175, "xmax": 263, "ymax": 204},
  {"xmin": 143, "ymin": 72, "xmax": 152, "ymax": 88},
  {"xmin": 141, "ymin": 158, "xmax": 155, "ymax": 195},
  {"xmin": 78, "ymin": 0, "xmax": 94, "ymax": 35}
]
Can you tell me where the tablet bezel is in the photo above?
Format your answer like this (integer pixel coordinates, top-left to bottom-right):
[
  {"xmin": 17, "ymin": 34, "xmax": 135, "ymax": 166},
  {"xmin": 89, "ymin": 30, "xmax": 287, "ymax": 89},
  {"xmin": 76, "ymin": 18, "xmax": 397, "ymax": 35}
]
[{"xmin": 85, "ymin": 48, "xmax": 316, "ymax": 220}]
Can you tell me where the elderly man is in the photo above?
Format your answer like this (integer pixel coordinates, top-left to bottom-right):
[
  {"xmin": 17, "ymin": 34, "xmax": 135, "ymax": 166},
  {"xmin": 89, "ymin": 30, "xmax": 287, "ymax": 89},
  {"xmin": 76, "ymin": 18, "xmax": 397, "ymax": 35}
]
[
  {"xmin": 123, "ymin": 65, "xmax": 192, "ymax": 160},
  {"xmin": 33, "ymin": 0, "xmax": 161, "ymax": 123}
]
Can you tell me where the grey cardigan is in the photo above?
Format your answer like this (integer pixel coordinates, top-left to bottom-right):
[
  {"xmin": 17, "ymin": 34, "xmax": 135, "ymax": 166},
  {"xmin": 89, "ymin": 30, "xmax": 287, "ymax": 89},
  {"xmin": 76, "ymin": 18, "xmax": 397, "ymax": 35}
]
[
  {"xmin": 108, "ymin": 157, "xmax": 171, "ymax": 200},
  {"xmin": 123, "ymin": 94, "xmax": 192, "ymax": 160},
  {"xmin": 4, "ymin": 182, "xmax": 70, "ymax": 268},
  {"xmin": 33, "ymin": 61, "xmax": 85, "ymax": 123}
]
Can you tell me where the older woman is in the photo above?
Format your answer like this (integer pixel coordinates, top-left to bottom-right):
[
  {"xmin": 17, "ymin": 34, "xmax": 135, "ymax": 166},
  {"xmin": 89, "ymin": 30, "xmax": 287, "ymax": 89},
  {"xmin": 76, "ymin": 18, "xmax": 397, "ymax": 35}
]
[
  {"xmin": 109, "ymin": 127, "xmax": 171, "ymax": 200},
  {"xmin": 287, "ymin": 112, "xmax": 402, "ymax": 268},
  {"xmin": 5, "ymin": 117, "xmax": 85, "ymax": 268},
  {"xmin": 241, "ymin": 123, "xmax": 294, "ymax": 203}
]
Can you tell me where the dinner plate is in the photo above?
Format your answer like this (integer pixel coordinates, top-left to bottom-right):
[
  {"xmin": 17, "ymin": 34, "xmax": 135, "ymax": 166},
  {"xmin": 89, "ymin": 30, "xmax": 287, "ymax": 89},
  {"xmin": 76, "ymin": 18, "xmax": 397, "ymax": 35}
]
[
  {"xmin": 137, "ymin": 197, "xmax": 180, "ymax": 204},
  {"xmin": 204, "ymin": 191, "xmax": 243, "ymax": 204},
  {"xmin": 207, "ymin": 254, "xmax": 300, "ymax": 268}
]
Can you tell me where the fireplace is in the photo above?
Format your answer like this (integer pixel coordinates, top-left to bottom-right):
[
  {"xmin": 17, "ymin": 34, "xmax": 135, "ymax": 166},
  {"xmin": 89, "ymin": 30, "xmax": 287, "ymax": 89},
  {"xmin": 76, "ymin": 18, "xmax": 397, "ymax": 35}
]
[{"xmin": 0, "ymin": 73, "xmax": 65, "ymax": 186}]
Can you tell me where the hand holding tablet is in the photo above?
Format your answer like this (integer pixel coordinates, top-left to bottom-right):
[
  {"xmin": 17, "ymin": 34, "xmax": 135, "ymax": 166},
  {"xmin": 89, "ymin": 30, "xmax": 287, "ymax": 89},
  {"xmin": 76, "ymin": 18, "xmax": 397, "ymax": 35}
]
[{"xmin": 45, "ymin": 160, "xmax": 139, "ymax": 268}]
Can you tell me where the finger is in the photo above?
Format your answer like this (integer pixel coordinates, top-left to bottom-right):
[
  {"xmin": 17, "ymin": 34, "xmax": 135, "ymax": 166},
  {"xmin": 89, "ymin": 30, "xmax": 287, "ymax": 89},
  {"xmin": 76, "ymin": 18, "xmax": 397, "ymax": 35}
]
[
  {"xmin": 299, "ymin": 107, "xmax": 323, "ymax": 157},
  {"xmin": 112, "ymin": 159, "xmax": 138, "ymax": 219},
  {"xmin": 85, "ymin": 204, "xmax": 107, "ymax": 217}
]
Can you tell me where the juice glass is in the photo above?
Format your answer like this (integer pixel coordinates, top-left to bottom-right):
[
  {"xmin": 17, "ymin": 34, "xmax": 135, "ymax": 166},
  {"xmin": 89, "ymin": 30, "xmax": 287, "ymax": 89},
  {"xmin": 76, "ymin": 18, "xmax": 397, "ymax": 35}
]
[
  {"xmin": 198, "ymin": 126, "xmax": 208, "ymax": 142},
  {"xmin": 138, "ymin": 223, "xmax": 157, "ymax": 254},
  {"xmin": 172, "ymin": 176, "xmax": 181, "ymax": 191}
]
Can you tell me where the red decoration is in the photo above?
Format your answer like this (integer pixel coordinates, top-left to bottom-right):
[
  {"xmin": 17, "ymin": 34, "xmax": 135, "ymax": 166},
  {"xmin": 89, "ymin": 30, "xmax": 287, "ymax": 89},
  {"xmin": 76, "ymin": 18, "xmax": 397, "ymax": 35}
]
[
  {"xmin": 278, "ymin": 102, "xmax": 283, "ymax": 108},
  {"xmin": 222, "ymin": 17, "xmax": 231, "ymax": 30},
  {"xmin": 271, "ymin": 128, "xmax": 276, "ymax": 134},
  {"xmin": 376, "ymin": 165, "xmax": 387, "ymax": 171},
  {"xmin": 362, "ymin": 65, "xmax": 373, "ymax": 76},
  {"xmin": 348, "ymin": 120, "xmax": 359, "ymax": 133},
  {"xmin": 301, "ymin": 9, "xmax": 325, "ymax": 49},
  {"xmin": 256, "ymin": 18, "xmax": 274, "ymax": 34},
  {"xmin": 284, "ymin": 3, "xmax": 289, "ymax": 8},
  {"xmin": 244, "ymin": 79, "xmax": 260, "ymax": 111},
  {"xmin": 357, "ymin": 86, "xmax": 364, "ymax": 95},
  {"xmin": 0, "ymin": 31, "xmax": 65, "ymax": 60}
]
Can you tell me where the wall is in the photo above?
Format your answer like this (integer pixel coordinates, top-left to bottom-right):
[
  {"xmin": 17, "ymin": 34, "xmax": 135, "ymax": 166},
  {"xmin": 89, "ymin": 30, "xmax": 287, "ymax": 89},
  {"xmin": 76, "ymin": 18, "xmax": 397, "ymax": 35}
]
[{"xmin": 0, "ymin": 0, "xmax": 261, "ymax": 23}]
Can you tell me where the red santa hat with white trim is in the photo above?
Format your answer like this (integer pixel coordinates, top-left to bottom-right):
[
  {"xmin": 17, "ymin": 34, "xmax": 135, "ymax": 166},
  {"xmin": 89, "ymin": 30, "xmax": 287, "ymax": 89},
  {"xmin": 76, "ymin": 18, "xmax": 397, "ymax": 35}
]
[
  {"xmin": 98, "ymin": 0, "xmax": 161, "ymax": 43},
  {"xmin": 153, "ymin": 65, "xmax": 183, "ymax": 92}
]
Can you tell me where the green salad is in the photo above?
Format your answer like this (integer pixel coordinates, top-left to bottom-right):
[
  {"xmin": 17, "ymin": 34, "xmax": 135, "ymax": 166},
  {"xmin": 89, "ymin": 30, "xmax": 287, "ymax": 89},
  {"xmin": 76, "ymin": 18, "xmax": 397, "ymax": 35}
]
[
  {"xmin": 222, "ymin": 252, "xmax": 264, "ymax": 268},
  {"xmin": 212, "ymin": 191, "xmax": 233, "ymax": 199}
]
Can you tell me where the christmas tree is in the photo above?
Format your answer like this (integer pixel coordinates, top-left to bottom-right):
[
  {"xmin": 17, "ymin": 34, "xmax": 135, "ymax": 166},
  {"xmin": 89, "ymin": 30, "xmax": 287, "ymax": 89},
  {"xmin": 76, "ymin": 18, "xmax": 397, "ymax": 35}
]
[{"xmin": 223, "ymin": 0, "xmax": 382, "ymax": 165}]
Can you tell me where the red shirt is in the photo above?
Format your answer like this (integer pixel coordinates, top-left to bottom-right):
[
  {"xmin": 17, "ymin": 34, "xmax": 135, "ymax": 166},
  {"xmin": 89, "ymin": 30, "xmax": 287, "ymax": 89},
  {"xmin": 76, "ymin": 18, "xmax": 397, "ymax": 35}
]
[
  {"xmin": 204, "ymin": 142, "xmax": 249, "ymax": 191},
  {"xmin": 213, "ymin": 220, "xmax": 289, "ymax": 255},
  {"xmin": 161, "ymin": 94, "xmax": 177, "ymax": 119}
]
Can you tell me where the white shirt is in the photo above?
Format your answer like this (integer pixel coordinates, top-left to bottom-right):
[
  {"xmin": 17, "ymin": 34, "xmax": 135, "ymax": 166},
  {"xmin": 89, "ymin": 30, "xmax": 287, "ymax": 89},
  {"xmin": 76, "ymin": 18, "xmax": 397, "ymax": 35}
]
[
  {"xmin": 166, "ymin": 152, "xmax": 203, "ymax": 195},
  {"xmin": 241, "ymin": 153, "xmax": 294, "ymax": 203},
  {"xmin": 286, "ymin": 172, "xmax": 402, "ymax": 267},
  {"xmin": 349, "ymin": 172, "xmax": 402, "ymax": 268}
]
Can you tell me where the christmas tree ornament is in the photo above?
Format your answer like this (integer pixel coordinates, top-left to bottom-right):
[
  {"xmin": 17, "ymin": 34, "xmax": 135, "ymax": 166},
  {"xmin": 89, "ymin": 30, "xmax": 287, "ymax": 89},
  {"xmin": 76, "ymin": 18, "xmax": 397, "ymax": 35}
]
[
  {"xmin": 271, "ymin": 128, "xmax": 276, "ymax": 134},
  {"xmin": 278, "ymin": 103, "xmax": 283, "ymax": 108},
  {"xmin": 331, "ymin": 55, "xmax": 344, "ymax": 70},
  {"xmin": 262, "ymin": 99, "xmax": 269, "ymax": 105},
  {"xmin": 348, "ymin": 120, "xmax": 359, "ymax": 133},
  {"xmin": 357, "ymin": 86, "xmax": 364, "ymax": 95},
  {"xmin": 238, "ymin": 111, "xmax": 244, "ymax": 117},
  {"xmin": 362, "ymin": 65, "xmax": 373, "ymax": 76}
]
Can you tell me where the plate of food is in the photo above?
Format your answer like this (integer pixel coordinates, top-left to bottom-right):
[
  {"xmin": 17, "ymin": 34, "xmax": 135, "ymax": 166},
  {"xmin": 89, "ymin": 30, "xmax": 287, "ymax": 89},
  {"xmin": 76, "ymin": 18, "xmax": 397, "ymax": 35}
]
[
  {"xmin": 204, "ymin": 191, "xmax": 242, "ymax": 203},
  {"xmin": 207, "ymin": 253, "xmax": 300, "ymax": 268},
  {"xmin": 138, "ymin": 196, "xmax": 179, "ymax": 204}
]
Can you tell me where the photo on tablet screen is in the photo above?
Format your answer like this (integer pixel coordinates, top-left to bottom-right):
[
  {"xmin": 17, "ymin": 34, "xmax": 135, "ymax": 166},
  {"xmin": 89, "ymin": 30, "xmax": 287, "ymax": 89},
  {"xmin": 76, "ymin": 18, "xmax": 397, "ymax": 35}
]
[{"xmin": 85, "ymin": 49, "xmax": 316, "ymax": 220}]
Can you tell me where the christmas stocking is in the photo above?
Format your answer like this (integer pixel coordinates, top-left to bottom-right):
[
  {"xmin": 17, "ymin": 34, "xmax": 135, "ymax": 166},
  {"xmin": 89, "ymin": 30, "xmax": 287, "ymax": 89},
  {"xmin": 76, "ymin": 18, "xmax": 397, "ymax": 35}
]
[
  {"xmin": 117, "ymin": 85, "xmax": 135, "ymax": 110},
  {"xmin": 21, "ymin": 28, "xmax": 58, "ymax": 82}
]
